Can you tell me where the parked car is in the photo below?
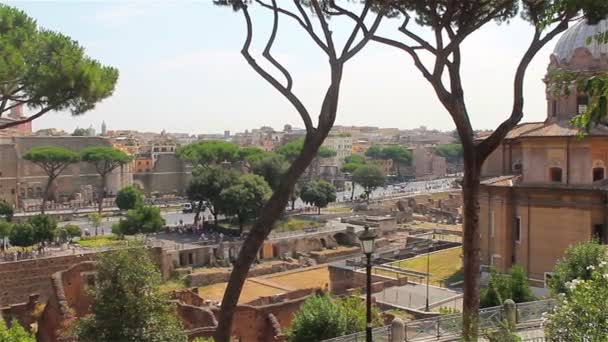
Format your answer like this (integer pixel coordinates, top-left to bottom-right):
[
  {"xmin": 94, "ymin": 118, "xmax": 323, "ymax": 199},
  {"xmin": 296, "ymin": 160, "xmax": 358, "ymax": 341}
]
[{"xmin": 182, "ymin": 203, "xmax": 193, "ymax": 213}]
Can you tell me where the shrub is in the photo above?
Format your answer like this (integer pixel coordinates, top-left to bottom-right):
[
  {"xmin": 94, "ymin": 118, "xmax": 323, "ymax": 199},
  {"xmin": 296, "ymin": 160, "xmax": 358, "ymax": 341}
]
[{"xmin": 480, "ymin": 265, "xmax": 535, "ymax": 308}]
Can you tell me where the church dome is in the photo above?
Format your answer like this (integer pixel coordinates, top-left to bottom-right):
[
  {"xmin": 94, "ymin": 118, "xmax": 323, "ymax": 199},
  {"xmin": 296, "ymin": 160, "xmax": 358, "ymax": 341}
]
[{"xmin": 552, "ymin": 17, "xmax": 608, "ymax": 66}]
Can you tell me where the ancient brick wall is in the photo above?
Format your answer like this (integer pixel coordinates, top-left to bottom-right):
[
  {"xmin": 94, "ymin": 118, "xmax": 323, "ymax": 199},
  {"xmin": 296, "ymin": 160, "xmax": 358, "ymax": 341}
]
[
  {"xmin": 0, "ymin": 253, "xmax": 96, "ymax": 308},
  {"xmin": 37, "ymin": 261, "xmax": 97, "ymax": 342}
]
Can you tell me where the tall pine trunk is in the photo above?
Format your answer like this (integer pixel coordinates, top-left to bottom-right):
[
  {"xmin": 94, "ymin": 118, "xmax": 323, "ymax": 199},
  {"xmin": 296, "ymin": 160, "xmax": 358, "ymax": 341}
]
[
  {"xmin": 214, "ymin": 132, "xmax": 332, "ymax": 342},
  {"xmin": 97, "ymin": 174, "xmax": 106, "ymax": 214},
  {"xmin": 41, "ymin": 176, "xmax": 54, "ymax": 214},
  {"xmin": 193, "ymin": 200, "xmax": 204, "ymax": 226},
  {"xmin": 461, "ymin": 151, "xmax": 482, "ymax": 341}
]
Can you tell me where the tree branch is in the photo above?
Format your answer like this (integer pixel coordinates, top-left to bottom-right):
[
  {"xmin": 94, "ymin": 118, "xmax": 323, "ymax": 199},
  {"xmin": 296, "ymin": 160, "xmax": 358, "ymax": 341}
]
[
  {"xmin": 398, "ymin": 13, "xmax": 438, "ymax": 55},
  {"xmin": 0, "ymin": 106, "xmax": 55, "ymax": 130},
  {"xmin": 478, "ymin": 20, "xmax": 570, "ymax": 160},
  {"xmin": 340, "ymin": 1, "xmax": 370, "ymax": 58},
  {"xmin": 240, "ymin": 4, "xmax": 315, "ymax": 133},
  {"xmin": 261, "ymin": 0, "xmax": 293, "ymax": 91},
  {"xmin": 255, "ymin": 0, "xmax": 330, "ymax": 55},
  {"xmin": 310, "ymin": 0, "xmax": 337, "ymax": 60},
  {"xmin": 340, "ymin": 8, "xmax": 384, "ymax": 63}
]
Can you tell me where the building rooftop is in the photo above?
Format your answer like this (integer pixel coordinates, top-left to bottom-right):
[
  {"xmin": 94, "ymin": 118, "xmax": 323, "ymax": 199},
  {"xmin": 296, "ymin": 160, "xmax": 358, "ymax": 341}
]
[{"xmin": 552, "ymin": 17, "xmax": 608, "ymax": 64}]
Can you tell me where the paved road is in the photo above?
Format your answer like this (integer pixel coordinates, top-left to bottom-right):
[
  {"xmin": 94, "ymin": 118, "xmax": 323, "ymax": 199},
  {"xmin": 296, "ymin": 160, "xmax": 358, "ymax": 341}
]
[
  {"xmin": 337, "ymin": 177, "xmax": 458, "ymax": 202},
  {"xmin": 56, "ymin": 176, "xmax": 459, "ymax": 235},
  {"xmin": 59, "ymin": 210, "xmax": 211, "ymax": 236},
  {"xmin": 375, "ymin": 282, "xmax": 462, "ymax": 310}
]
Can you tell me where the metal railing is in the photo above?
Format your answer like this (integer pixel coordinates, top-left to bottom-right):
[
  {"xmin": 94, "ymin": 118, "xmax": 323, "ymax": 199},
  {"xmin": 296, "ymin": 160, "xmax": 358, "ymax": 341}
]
[
  {"xmin": 322, "ymin": 299, "xmax": 554, "ymax": 342},
  {"xmin": 322, "ymin": 326, "xmax": 391, "ymax": 342}
]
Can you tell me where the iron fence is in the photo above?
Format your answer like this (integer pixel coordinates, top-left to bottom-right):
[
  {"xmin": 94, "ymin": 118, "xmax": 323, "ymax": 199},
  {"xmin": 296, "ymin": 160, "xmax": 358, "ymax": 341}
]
[
  {"xmin": 322, "ymin": 326, "xmax": 391, "ymax": 342},
  {"xmin": 322, "ymin": 299, "xmax": 554, "ymax": 342}
]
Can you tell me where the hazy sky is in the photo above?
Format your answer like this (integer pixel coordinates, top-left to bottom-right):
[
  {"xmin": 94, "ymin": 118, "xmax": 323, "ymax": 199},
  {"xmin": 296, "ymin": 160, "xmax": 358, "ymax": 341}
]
[{"xmin": 8, "ymin": 1, "xmax": 564, "ymax": 134}]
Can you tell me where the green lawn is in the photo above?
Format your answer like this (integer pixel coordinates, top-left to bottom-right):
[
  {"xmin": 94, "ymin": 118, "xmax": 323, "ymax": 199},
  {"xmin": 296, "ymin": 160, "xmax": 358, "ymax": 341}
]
[
  {"xmin": 321, "ymin": 207, "xmax": 353, "ymax": 214},
  {"xmin": 273, "ymin": 218, "xmax": 323, "ymax": 233},
  {"xmin": 76, "ymin": 236, "xmax": 127, "ymax": 248},
  {"xmin": 389, "ymin": 247, "xmax": 463, "ymax": 287}
]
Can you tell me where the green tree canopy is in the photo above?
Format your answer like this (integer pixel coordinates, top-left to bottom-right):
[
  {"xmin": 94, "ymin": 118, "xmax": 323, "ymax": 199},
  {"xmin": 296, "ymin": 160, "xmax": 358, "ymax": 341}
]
[
  {"xmin": 72, "ymin": 127, "xmax": 87, "ymax": 136},
  {"xmin": 545, "ymin": 257, "xmax": 608, "ymax": 341},
  {"xmin": 352, "ymin": 165, "xmax": 386, "ymax": 203},
  {"xmin": 74, "ymin": 247, "xmax": 186, "ymax": 342},
  {"xmin": 380, "ymin": 145, "xmax": 412, "ymax": 175},
  {"xmin": 237, "ymin": 146, "xmax": 266, "ymax": 163},
  {"xmin": 220, "ymin": 174, "xmax": 272, "ymax": 233},
  {"xmin": 29, "ymin": 214, "xmax": 57, "ymax": 244},
  {"xmin": 288, "ymin": 293, "xmax": 382, "ymax": 342},
  {"xmin": 115, "ymin": 186, "xmax": 143, "ymax": 211},
  {"xmin": 0, "ymin": 201, "xmax": 13, "ymax": 221},
  {"xmin": 480, "ymin": 265, "xmax": 535, "ymax": 308},
  {"xmin": 188, "ymin": 166, "xmax": 235, "ymax": 225},
  {"xmin": 300, "ymin": 180, "xmax": 337, "ymax": 214},
  {"xmin": 0, "ymin": 4, "xmax": 118, "ymax": 131},
  {"xmin": 81, "ymin": 146, "xmax": 132, "ymax": 213},
  {"xmin": 250, "ymin": 153, "xmax": 288, "ymax": 191},
  {"xmin": 88, "ymin": 212, "xmax": 102, "ymax": 236},
  {"xmin": 58, "ymin": 224, "xmax": 81, "ymax": 243},
  {"xmin": 277, "ymin": 139, "xmax": 336, "ymax": 162},
  {"xmin": 177, "ymin": 140, "xmax": 239, "ymax": 165},
  {"xmin": 0, "ymin": 319, "xmax": 35, "ymax": 342},
  {"xmin": 344, "ymin": 154, "xmax": 366, "ymax": 165},
  {"xmin": 364, "ymin": 145, "xmax": 383, "ymax": 159},
  {"xmin": 434, "ymin": 144, "xmax": 464, "ymax": 163},
  {"xmin": 0, "ymin": 220, "xmax": 12, "ymax": 241},
  {"xmin": 23, "ymin": 146, "xmax": 80, "ymax": 213},
  {"xmin": 9, "ymin": 222, "xmax": 34, "ymax": 248},
  {"xmin": 549, "ymin": 240, "xmax": 607, "ymax": 294},
  {"xmin": 187, "ymin": 165, "xmax": 239, "ymax": 226},
  {"xmin": 115, "ymin": 205, "xmax": 165, "ymax": 236}
]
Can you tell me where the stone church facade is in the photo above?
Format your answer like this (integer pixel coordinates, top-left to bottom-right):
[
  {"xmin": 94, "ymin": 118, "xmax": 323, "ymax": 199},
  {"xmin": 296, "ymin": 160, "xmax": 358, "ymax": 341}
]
[{"xmin": 479, "ymin": 17, "xmax": 608, "ymax": 286}]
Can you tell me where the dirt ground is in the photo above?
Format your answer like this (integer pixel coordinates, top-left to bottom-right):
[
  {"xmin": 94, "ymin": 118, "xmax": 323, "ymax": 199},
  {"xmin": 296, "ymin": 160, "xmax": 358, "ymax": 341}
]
[
  {"xmin": 265, "ymin": 266, "xmax": 330, "ymax": 290},
  {"xmin": 197, "ymin": 266, "xmax": 330, "ymax": 304}
]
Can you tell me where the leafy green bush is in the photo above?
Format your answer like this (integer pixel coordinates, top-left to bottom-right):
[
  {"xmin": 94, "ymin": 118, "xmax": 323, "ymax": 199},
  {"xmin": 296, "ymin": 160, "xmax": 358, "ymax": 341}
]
[
  {"xmin": 0, "ymin": 319, "xmax": 35, "ymax": 341},
  {"xmin": 287, "ymin": 293, "xmax": 381, "ymax": 342},
  {"xmin": 115, "ymin": 186, "xmax": 143, "ymax": 211},
  {"xmin": 548, "ymin": 240, "xmax": 607, "ymax": 294},
  {"xmin": 115, "ymin": 205, "xmax": 165, "ymax": 236},
  {"xmin": 74, "ymin": 247, "xmax": 186, "ymax": 342},
  {"xmin": 480, "ymin": 265, "xmax": 535, "ymax": 308},
  {"xmin": 545, "ymin": 259, "xmax": 608, "ymax": 340}
]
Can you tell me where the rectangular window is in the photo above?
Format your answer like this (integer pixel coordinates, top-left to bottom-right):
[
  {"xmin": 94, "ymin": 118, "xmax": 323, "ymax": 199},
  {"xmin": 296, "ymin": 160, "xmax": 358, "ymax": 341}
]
[
  {"xmin": 550, "ymin": 167, "xmax": 563, "ymax": 183},
  {"xmin": 593, "ymin": 224, "xmax": 605, "ymax": 243},
  {"xmin": 578, "ymin": 95, "xmax": 589, "ymax": 114},
  {"xmin": 552, "ymin": 100, "xmax": 557, "ymax": 117},
  {"xmin": 593, "ymin": 167, "xmax": 604, "ymax": 182},
  {"xmin": 514, "ymin": 217, "xmax": 521, "ymax": 243}
]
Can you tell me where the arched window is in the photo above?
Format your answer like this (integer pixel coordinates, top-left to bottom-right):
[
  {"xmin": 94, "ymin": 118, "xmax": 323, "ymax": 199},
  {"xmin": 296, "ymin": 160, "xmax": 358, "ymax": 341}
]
[
  {"xmin": 593, "ymin": 167, "xmax": 605, "ymax": 182},
  {"xmin": 549, "ymin": 167, "xmax": 562, "ymax": 183}
]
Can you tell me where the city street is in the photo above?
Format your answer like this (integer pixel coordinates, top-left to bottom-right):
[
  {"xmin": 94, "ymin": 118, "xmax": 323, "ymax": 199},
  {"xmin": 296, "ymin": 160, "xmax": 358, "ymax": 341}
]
[{"xmin": 56, "ymin": 176, "xmax": 458, "ymax": 235}]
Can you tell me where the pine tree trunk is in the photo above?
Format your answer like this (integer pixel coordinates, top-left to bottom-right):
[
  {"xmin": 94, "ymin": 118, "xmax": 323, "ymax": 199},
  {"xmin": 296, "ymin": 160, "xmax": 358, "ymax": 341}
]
[
  {"xmin": 193, "ymin": 200, "xmax": 203, "ymax": 226},
  {"xmin": 214, "ymin": 134, "xmax": 328, "ymax": 342},
  {"xmin": 461, "ymin": 153, "xmax": 482, "ymax": 341},
  {"xmin": 97, "ymin": 174, "xmax": 106, "ymax": 214},
  {"xmin": 41, "ymin": 176, "xmax": 54, "ymax": 215}
]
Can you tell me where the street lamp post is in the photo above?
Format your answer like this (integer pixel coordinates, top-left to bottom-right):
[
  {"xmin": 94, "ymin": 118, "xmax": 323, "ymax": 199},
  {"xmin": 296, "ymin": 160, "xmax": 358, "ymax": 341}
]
[
  {"xmin": 358, "ymin": 225, "xmax": 377, "ymax": 342},
  {"xmin": 425, "ymin": 233, "xmax": 432, "ymax": 312},
  {"xmin": 425, "ymin": 241, "xmax": 430, "ymax": 312}
]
